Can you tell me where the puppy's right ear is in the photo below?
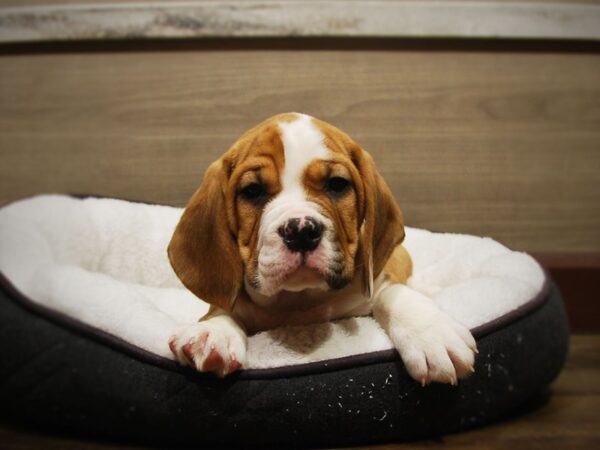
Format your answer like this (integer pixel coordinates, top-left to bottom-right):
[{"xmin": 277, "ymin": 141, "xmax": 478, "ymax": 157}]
[{"xmin": 168, "ymin": 159, "xmax": 243, "ymax": 312}]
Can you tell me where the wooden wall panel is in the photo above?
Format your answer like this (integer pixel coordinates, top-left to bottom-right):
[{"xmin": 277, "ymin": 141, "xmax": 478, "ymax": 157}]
[{"xmin": 0, "ymin": 45, "xmax": 599, "ymax": 253}]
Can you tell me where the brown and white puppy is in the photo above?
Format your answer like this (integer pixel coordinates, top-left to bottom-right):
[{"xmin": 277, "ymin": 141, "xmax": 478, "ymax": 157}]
[{"xmin": 168, "ymin": 113, "xmax": 477, "ymax": 385}]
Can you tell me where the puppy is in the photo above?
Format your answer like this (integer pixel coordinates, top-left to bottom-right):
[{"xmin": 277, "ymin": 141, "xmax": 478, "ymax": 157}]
[{"xmin": 168, "ymin": 113, "xmax": 477, "ymax": 385}]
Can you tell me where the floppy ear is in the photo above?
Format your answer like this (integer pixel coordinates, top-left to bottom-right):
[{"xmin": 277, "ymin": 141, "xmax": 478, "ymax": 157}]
[
  {"xmin": 353, "ymin": 148, "xmax": 405, "ymax": 297},
  {"xmin": 168, "ymin": 159, "xmax": 243, "ymax": 312}
]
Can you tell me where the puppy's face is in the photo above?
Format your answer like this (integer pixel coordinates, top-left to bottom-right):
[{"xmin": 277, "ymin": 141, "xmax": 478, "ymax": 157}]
[
  {"xmin": 236, "ymin": 114, "xmax": 364, "ymax": 297},
  {"xmin": 168, "ymin": 113, "xmax": 404, "ymax": 311}
]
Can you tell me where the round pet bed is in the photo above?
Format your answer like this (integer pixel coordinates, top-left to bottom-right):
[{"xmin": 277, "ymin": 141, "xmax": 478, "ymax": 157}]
[{"xmin": 0, "ymin": 195, "xmax": 569, "ymax": 447}]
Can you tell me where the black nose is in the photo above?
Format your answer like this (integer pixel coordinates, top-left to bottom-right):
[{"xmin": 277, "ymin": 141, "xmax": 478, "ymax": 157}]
[{"xmin": 278, "ymin": 216, "xmax": 324, "ymax": 253}]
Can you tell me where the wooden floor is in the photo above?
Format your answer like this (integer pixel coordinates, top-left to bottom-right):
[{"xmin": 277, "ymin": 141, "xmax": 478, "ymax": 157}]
[{"xmin": 1, "ymin": 334, "xmax": 598, "ymax": 450}]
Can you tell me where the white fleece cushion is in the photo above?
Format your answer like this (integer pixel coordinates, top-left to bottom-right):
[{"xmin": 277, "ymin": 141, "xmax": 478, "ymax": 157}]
[{"xmin": 0, "ymin": 195, "xmax": 546, "ymax": 370}]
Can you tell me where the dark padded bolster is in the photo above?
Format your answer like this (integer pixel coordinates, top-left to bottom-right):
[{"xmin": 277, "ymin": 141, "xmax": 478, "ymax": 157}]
[{"xmin": 0, "ymin": 278, "xmax": 569, "ymax": 447}]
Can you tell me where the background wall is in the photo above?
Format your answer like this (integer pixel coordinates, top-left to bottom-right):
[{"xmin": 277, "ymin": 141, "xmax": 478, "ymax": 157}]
[{"xmin": 0, "ymin": 1, "xmax": 598, "ymax": 328}]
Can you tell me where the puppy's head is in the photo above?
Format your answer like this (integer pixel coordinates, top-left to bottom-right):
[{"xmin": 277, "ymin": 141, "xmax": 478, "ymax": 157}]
[{"xmin": 168, "ymin": 113, "xmax": 405, "ymax": 311}]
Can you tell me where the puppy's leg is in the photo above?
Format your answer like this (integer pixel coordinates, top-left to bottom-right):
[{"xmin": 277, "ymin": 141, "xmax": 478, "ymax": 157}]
[
  {"xmin": 373, "ymin": 284, "xmax": 477, "ymax": 386},
  {"xmin": 169, "ymin": 309, "xmax": 247, "ymax": 377}
]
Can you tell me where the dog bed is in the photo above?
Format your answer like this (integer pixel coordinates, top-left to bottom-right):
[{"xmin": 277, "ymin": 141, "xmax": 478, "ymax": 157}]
[{"xmin": 0, "ymin": 195, "xmax": 568, "ymax": 447}]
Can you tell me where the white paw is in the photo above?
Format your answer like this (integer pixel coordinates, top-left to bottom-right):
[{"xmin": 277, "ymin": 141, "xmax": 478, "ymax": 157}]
[
  {"xmin": 168, "ymin": 317, "xmax": 247, "ymax": 377},
  {"xmin": 392, "ymin": 311, "xmax": 477, "ymax": 386},
  {"xmin": 374, "ymin": 284, "xmax": 477, "ymax": 386}
]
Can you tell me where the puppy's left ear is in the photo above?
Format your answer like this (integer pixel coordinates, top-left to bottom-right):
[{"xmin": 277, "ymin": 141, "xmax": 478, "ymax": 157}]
[
  {"xmin": 352, "ymin": 147, "xmax": 405, "ymax": 297},
  {"xmin": 168, "ymin": 159, "xmax": 243, "ymax": 312}
]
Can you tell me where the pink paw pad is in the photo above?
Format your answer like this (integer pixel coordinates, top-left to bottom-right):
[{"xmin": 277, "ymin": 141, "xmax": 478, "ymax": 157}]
[
  {"xmin": 202, "ymin": 347, "xmax": 226, "ymax": 373},
  {"xmin": 229, "ymin": 353, "xmax": 242, "ymax": 372},
  {"xmin": 168, "ymin": 336, "xmax": 177, "ymax": 354}
]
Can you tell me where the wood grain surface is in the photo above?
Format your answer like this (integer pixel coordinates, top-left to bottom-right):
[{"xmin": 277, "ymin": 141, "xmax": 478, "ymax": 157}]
[
  {"xmin": 0, "ymin": 43, "xmax": 599, "ymax": 253},
  {"xmin": 1, "ymin": 333, "xmax": 598, "ymax": 449}
]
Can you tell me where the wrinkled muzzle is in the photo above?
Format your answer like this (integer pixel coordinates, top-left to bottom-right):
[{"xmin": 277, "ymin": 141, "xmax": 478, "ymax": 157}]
[{"xmin": 251, "ymin": 198, "xmax": 347, "ymax": 296}]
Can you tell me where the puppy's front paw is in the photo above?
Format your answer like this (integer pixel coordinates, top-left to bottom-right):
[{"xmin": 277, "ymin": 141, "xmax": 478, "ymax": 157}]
[
  {"xmin": 392, "ymin": 313, "xmax": 477, "ymax": 386},
  {"xmin": 169, "ymin": 319, "xmax": 247, "ymax": 377}
]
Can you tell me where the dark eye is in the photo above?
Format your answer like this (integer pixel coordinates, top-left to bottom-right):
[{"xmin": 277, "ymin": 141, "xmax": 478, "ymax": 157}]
[
  {"xmin": 325, "ymin": 177, "xmax": 351, "ymax": 195},
  {"xmin": 239, "ymin": 183, "xmax": 266, "ymax": 203}
]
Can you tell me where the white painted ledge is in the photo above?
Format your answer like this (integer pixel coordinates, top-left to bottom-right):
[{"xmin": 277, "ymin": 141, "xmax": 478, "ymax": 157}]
[{"xmin": 0, "ymin": 1, "xmax": 599, "ymax": 43}]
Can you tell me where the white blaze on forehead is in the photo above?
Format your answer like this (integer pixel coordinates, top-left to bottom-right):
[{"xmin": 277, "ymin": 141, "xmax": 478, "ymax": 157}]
[
  {"xmin": 256, "ymin": 114, "xmax": 329, "ymax": 253},
  {"xmin": 254, "ymin": 114, "xmax": 335, "ymax": 296},
  {"xmin": 277, "ymin": 114, "xmax": 329, "ymax": 190}
]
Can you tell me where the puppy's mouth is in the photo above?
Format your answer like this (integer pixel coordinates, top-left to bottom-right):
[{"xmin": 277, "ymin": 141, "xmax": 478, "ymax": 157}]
[
  {"xmin": 279, "ymin": 251, "xmax": 350, "ymax": 293},
  {"xmin": 281, "ymin": 264, "xmax": 326, "ymax": 292},
  {"xmin": 271, "ymin": 249, "xmax": 321, "ymax": 289}
]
